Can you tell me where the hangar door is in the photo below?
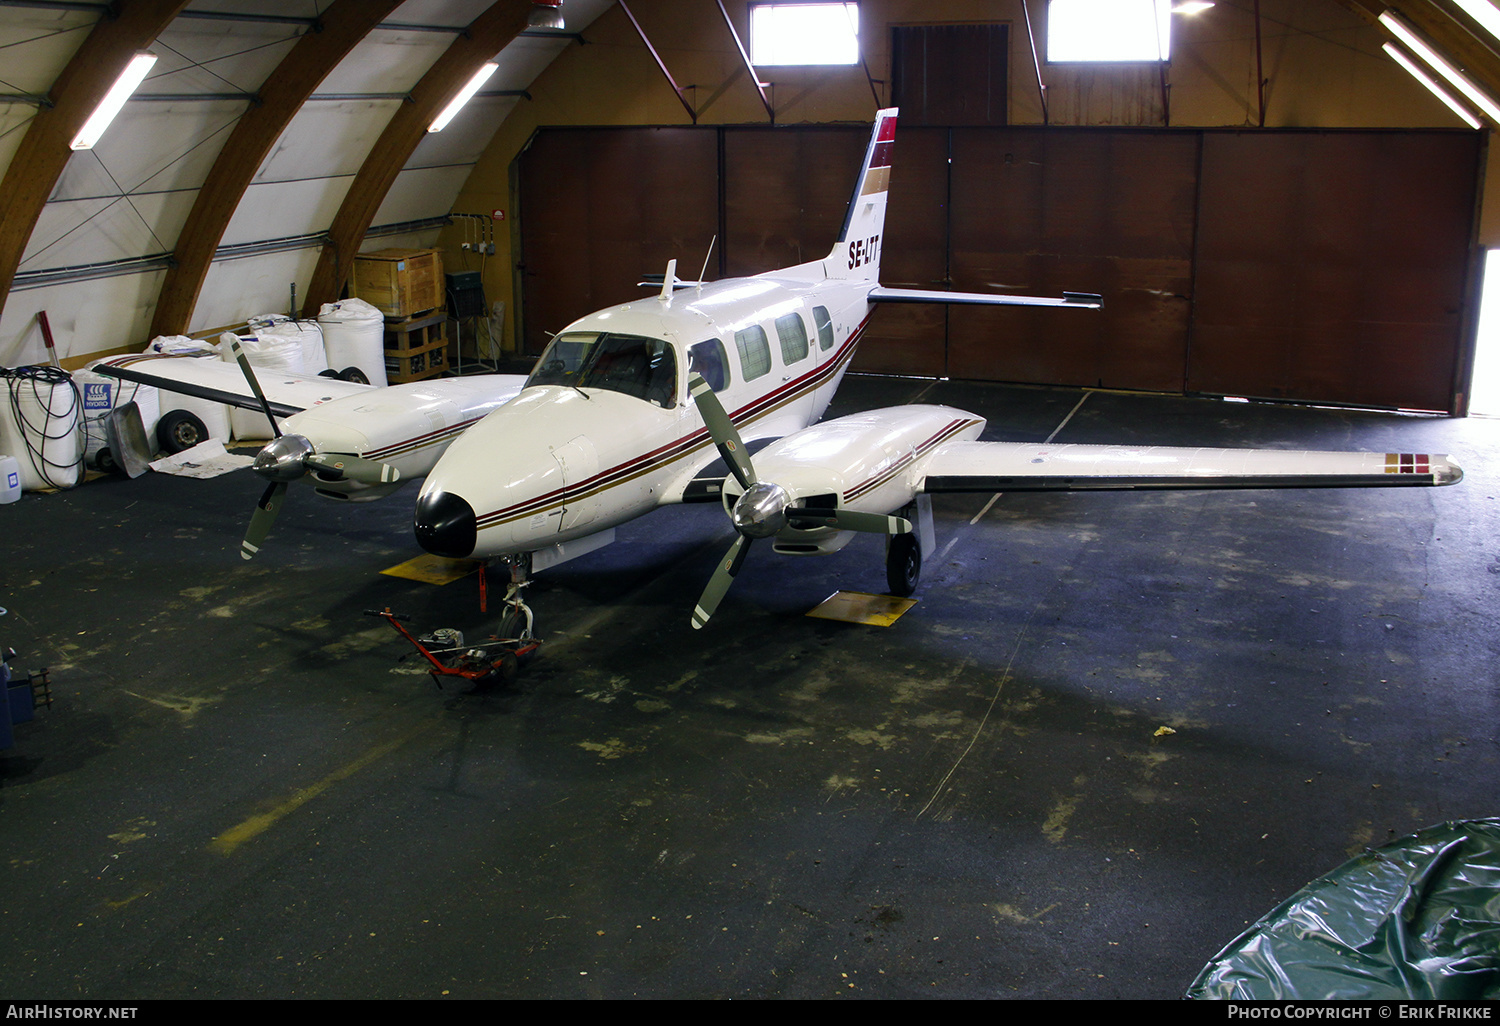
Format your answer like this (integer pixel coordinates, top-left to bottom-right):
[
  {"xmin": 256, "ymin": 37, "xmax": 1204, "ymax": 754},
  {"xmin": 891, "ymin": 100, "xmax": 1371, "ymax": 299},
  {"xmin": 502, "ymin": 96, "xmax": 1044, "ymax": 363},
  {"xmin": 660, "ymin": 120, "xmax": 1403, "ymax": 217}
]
[
  {"xmin": 517, "ymin": 125, "xmax": 867, "ymax": 357},
  {"xmin": 517, "ymin": 125, "xmax": 1481, "ymax": 413}
]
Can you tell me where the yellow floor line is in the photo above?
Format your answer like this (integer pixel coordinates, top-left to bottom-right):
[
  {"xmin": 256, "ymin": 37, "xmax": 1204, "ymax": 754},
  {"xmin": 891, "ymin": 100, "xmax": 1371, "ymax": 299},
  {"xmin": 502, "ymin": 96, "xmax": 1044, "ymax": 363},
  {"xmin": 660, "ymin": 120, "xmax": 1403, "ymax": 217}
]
[{"xmin": 209, "ymin": 725, "xmax": 427, "ymax": 855}]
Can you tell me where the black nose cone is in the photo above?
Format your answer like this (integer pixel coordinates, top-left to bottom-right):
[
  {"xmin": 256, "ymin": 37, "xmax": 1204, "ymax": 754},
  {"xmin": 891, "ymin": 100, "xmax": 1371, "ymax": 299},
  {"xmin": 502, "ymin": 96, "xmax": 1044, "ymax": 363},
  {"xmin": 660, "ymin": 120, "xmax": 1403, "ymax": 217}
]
[{"xmin": 414, "ymin": 490, "xmax": 477, "ymax": 558}]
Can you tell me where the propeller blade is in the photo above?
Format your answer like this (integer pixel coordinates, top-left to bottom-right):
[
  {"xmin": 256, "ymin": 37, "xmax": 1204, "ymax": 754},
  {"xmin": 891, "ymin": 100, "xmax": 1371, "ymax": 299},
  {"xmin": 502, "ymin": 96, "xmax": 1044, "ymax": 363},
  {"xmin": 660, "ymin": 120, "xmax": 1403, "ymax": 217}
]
[
  {"xmin": 305, "ymin": 452, "xmax": 400, "ymax": 485},
  {"xmin": 688, "ymin": 373, "xmax": 757, "ymax": 491},
  {"xmin": 242, "ymin": 480, "xmax": 287, "ymax": 560},
  {"xmin": 691, "ymin": 534, "xmax": 751, "ymax": 630},
  {"xmin": 223, "ymin": 332, "xmax": 282, "ymax": 440},
  {"xmin": 786, "ymin": 507, "xmax": 912, "ymax": 535}
]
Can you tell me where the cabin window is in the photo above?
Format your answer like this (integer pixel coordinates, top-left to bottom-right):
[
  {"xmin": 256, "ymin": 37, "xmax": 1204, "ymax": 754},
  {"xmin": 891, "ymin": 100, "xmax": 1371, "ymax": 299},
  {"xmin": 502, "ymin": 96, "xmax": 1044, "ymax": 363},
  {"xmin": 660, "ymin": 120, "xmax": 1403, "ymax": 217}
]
[
  {"xmin": 688, "ymin": 339, "xmax": 731, "ymax": 392},
  {"xmin": 526, "ymin": 331, "xmax": 678, "ymax": 407},
  {"xmin": 775, "ymin": 312, "xmax": 809, "ymax": 364},
  {"xmin": 735, "ymin": 324, "xmax": 772, "ymax": 382},
  {"xmin": 812, "ymin": 306, "xmax": 835, "ymax": 351}
]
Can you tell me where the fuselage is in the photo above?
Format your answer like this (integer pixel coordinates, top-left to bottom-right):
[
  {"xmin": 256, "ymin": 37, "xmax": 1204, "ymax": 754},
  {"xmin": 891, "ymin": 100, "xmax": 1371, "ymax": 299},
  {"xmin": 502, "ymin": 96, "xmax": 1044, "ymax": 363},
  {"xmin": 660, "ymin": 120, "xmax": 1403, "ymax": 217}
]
[{"xmin": 414, "ymin": 270, "xmax": 876, "ymax": 559}]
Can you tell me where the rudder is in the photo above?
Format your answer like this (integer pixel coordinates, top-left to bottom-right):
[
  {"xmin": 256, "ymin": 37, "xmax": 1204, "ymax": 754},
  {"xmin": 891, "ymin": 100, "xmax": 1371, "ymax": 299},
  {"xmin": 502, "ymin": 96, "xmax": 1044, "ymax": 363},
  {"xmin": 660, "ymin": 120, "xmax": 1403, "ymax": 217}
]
[{"xmin": 827, "ymin": 107, "xmax": 898, "ymax": 282}]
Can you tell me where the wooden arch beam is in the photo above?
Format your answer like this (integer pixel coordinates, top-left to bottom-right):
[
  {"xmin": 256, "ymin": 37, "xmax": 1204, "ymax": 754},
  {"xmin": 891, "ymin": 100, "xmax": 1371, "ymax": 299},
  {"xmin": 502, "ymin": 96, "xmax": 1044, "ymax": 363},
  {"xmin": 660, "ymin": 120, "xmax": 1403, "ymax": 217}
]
[
  {"xmin": 149, "ymin": 0, "xmax": 405, "ymax": 338},
  {"xmin": 0, "ymin": 0, "xmax": 190, "ymax": 322},
  {"xmin": 301, "ymin": 0, "xmax": 532, "ymax": 316}
]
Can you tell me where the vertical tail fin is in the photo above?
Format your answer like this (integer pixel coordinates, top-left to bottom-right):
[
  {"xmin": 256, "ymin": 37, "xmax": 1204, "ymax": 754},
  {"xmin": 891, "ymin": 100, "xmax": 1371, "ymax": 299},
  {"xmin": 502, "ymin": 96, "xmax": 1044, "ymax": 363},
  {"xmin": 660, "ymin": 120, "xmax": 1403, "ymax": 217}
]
[{"xmin": 827, "ymin": 107, "xmax": 898, "ymax": 282}]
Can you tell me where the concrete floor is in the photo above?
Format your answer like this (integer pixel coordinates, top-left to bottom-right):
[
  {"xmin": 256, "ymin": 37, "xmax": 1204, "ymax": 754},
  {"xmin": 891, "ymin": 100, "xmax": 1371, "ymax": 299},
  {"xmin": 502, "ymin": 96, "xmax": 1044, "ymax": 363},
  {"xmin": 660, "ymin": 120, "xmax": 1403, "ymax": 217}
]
[{"xmin": 1, "ymin": 373, "xmax": 1497, "ymax": 999}]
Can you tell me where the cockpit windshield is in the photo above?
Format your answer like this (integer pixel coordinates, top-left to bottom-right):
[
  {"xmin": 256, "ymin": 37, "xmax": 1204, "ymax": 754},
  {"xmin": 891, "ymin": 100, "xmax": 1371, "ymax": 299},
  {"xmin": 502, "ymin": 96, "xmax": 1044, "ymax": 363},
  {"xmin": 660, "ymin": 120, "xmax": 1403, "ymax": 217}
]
[{"xmin": 526, "ymin": 331, "xmax": 677, "ymax": 407}]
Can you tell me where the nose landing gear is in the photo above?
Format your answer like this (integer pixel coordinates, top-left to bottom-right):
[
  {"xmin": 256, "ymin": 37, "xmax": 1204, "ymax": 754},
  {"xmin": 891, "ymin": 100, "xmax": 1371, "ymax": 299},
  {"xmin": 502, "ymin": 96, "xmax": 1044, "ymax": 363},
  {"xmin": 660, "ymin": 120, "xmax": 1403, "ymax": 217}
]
[{"xmin": 490, "ymin": 552, "xmax": 536, "ymax": 645}]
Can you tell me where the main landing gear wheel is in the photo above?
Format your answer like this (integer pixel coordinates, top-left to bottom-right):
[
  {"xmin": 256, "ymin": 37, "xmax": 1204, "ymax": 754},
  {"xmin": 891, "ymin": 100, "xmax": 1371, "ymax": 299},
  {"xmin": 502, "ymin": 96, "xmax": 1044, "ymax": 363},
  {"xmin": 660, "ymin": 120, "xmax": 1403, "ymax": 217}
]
[
  {"xmin": 156, "ymin": 410, "xmax": 209, "ymax": 454},
  {"xmin": 886, "ymin": 532, "xmax": 921, "ymax": 597}
]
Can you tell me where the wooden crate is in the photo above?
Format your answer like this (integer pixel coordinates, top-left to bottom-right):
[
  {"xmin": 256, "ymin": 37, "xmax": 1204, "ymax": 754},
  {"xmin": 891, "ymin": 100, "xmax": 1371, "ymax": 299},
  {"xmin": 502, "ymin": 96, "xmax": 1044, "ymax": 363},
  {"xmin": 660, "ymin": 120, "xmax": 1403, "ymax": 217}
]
[
  {"xmin": 385, "ymin": 338, "xmax": 448, "ymax": 383},
  {"xmin": 351, "ymin": 248, "xmax": 444, "ymax": 319}
]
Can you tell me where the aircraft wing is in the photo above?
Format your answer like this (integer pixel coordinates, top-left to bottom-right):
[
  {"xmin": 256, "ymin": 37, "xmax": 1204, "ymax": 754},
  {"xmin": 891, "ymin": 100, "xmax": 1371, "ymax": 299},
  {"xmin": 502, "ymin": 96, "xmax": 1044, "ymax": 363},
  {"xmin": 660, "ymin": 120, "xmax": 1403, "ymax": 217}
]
[
  {"xmin": 92, "ymin": 352, "xmax": 371, "ymax": 419},
  {"xmin": 918, "ymin": 441, "xmax": 1462, "ymax": 492},
  {"xmin": 869, "ymin": 286, "xmax": 1103, "ymax": 309}
]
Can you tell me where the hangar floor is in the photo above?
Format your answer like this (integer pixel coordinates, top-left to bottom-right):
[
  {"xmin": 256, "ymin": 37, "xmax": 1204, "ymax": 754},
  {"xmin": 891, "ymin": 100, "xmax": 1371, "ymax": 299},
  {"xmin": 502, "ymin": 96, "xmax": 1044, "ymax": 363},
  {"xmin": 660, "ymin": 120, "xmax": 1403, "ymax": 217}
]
[{"xmin": 1, "ymin": 372, "xmax": 1496, "ymax": 1000}]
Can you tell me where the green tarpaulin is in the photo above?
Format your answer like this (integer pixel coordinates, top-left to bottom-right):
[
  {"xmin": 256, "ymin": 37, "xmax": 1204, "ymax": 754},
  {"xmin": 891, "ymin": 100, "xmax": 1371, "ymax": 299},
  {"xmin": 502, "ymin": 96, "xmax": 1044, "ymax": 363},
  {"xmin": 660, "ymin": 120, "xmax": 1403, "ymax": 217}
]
[{"xmin": 1189, "ymin": 819, "xmax": 1500, "ymax": 1000}]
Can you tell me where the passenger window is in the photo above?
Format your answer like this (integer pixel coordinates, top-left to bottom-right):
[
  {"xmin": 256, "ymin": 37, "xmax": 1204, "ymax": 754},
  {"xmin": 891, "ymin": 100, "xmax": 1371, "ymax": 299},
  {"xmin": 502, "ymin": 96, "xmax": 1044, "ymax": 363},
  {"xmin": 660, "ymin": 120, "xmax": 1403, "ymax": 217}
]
[
  {"xmin": 735, "ymin": 325, "xmax": 772, "ymax": 382},
  {"xmin": 688, "ymin": 339, "xmax": 731, "ymax": 392},
  {"xmin": 775, "ymin": 313, "xmax": 809, "ymax": 364},
  {"xmin": 813, "ymin": 305, "xmax": 834, "ymax": 351}
]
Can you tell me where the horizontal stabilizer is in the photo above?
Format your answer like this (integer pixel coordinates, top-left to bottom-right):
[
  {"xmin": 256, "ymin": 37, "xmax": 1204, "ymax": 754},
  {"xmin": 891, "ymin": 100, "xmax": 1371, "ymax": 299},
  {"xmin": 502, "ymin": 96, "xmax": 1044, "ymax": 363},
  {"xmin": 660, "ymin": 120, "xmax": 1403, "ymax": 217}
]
[
  {"xmin": 95, "ymin": 361, "xmax": 304, "ymax": 418},
  {"xmin": 869, "ymin": 287, "xmax": 1103, "ymax": 309},
  {"xmin": 638, "ymin": 276, "xmax": 708, "ymax": 290}
]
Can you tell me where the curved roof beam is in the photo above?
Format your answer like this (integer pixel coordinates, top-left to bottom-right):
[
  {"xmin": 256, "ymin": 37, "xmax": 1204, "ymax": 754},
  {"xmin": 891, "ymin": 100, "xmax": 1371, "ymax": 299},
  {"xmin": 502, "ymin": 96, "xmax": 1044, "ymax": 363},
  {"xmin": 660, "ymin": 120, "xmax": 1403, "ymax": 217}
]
[
  {"xmin": 149, "ymin": 0, "xmax": 406, "ymax": 338},
  {"xmin": 0, "ymin": 0, "xmax": 190, "ymax": 324},
  {"xmin": 302, "ymin": 0, "xmax": 533, "ymax": 316}
]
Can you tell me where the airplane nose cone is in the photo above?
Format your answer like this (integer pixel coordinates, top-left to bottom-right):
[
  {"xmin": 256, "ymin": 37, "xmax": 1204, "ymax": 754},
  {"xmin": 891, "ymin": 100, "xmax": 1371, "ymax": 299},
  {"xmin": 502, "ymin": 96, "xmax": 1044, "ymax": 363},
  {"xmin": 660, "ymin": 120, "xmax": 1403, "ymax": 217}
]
[{"xmin": 414, "ymin": 490, "xmax": 477, "ymax": 558}]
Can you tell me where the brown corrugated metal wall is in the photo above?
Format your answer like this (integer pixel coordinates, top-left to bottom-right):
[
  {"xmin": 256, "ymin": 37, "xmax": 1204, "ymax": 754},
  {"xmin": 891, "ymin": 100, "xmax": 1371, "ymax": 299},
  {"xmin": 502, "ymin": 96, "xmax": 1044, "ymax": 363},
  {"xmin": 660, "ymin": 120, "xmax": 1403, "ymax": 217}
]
[
  {"xmin": 518, "ymin": 125, "xmax": 1481, "ymax": 412},
  {"xmin": 1189, "ymin": 131, "xmax": 1480, "ymax": 411}
]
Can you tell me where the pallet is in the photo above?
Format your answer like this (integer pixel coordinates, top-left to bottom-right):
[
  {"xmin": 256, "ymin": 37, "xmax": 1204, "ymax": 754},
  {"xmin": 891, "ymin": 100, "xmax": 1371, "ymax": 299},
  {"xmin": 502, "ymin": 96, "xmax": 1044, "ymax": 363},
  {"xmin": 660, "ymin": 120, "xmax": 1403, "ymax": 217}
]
[
  {"xmin": 383, "ymin": 310, "xmax": 446, "ymax": 352},
  {"xmin": 385, "ymin": 338, "xmax": 448, "ymax": 383}
]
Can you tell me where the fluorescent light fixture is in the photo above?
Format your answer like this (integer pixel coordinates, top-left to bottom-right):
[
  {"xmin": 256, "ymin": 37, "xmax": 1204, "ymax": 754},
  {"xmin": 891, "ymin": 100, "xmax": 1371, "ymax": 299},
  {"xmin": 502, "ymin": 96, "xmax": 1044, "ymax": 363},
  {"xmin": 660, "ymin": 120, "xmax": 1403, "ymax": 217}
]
[
  {"xmin": 429, "ymin": 61, "xmax": 498, "ymax": 133},
  {"xmin": 70, "ymin": 50, "xmax": 157, "ymax": 151},
  {"xmin": 1172, "ymin": 2, "xmax": 1215, "ymax": 13},
  {"xmin": 1379, "ymin": 11, "xmax": 1500, "ymax": 122},
  {"xmin": 1453, "ymin": 0, "xmax": 1500, "ymax": 45},
  {"xmin": 1383, "ymin": 42, "xmax": 1482, "ymax": 129}
]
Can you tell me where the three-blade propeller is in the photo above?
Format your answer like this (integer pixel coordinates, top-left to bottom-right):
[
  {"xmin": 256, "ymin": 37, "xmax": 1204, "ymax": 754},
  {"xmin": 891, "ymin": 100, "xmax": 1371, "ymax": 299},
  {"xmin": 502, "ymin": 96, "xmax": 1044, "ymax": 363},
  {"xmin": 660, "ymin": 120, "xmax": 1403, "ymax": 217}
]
[
  {"xmin": 687, "ymin": 373, "xmax": 911, "ymax": 629},
  {"xmin": 227, "ymin": 335, "xmax": 398, "ymax": 559}
]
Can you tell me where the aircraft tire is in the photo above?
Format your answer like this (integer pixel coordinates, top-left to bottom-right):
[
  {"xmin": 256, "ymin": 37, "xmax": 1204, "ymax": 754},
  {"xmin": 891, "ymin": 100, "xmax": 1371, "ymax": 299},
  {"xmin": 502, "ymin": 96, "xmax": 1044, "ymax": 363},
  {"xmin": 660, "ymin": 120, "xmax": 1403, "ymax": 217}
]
[
  {"xmin": 886, "ymin": 533, "xmax": 921, "ymax": 597},
  {"xmin": 497, "ymin": 606, "xmax": 537, "ymax": 665},
  {"xmin": 156, "ymin": 410, "xmax": 209, "ymax": 455},
  {"xmin": 337, "ymin": 366, "xmax": 370, "ymax": 384}
]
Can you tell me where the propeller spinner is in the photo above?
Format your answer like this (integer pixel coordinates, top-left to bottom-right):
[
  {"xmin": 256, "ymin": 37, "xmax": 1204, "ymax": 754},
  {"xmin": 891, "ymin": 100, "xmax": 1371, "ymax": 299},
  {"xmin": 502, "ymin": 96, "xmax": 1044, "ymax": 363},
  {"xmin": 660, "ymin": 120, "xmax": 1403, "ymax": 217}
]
[
  {"xmin": 686, "ymin": 373, "xmax": 911, "ymax": 629},
  {"xmin": 225, "ymin": 334, "xmax": 398, "ymax": 559}
]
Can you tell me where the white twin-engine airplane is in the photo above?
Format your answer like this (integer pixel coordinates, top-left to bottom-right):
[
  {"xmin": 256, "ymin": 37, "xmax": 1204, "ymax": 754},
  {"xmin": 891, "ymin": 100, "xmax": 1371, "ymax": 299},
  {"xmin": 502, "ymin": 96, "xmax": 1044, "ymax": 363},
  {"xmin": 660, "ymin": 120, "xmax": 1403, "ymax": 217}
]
[{"xmin": 411, "ymin": 107, "xmax": 1461, "ymax": 634}]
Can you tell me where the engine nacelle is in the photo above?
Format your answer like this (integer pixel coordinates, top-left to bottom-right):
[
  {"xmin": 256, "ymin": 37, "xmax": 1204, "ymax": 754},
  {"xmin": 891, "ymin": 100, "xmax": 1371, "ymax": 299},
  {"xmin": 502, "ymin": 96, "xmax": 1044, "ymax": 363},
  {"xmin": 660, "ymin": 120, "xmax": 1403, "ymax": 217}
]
[{"xmin": 719, "ymin": 405, "xmax": 985, "ymax": 555}]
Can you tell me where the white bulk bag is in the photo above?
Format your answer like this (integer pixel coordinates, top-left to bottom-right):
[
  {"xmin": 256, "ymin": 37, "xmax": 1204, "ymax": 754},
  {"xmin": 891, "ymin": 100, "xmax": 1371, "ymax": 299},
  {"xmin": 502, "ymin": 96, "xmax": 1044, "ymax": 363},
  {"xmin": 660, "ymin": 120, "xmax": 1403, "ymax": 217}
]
[
  {"xmin": 317, "ymin": 298, "xmax": 388, "ymax": 387},
  {"xmin": 0, "ymin": 367, "xmax": 84, "ymax": 490},
  {"xmin": 245, "ymin": 314, "xmax": 328, "ymax": 375},
  {"xmin": 223, "ymin": 328, "xmax": 313, "ymax": 440},
  {"xmin": 73, "ymin": 367, "xmax": 160, "ymax": 467}
]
